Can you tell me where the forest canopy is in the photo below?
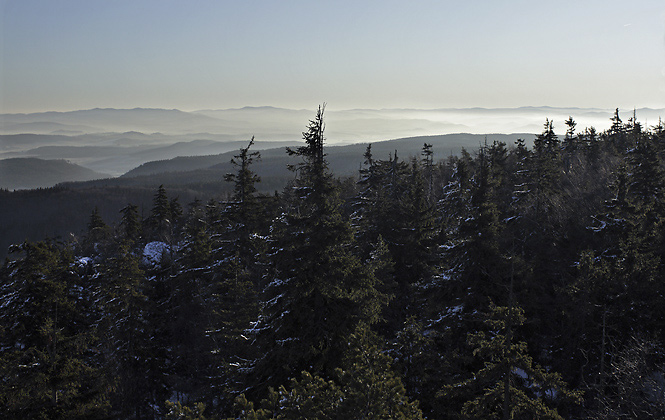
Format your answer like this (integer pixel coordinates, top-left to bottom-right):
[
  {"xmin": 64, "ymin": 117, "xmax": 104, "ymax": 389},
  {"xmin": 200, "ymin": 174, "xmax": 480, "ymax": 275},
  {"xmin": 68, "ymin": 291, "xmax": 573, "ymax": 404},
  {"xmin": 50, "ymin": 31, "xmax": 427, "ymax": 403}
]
[{"xmin": 2, "ymin": 107, "xmax": 665, "ymax": 419}]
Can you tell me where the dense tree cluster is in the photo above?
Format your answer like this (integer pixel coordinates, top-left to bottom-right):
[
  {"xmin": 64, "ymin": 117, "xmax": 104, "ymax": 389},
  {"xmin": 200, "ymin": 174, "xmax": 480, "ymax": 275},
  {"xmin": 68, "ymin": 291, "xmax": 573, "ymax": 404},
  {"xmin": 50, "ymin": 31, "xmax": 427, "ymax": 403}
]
[{"xmin": 2, "ymin": 107, "xmax": 665, "ymax": 419}]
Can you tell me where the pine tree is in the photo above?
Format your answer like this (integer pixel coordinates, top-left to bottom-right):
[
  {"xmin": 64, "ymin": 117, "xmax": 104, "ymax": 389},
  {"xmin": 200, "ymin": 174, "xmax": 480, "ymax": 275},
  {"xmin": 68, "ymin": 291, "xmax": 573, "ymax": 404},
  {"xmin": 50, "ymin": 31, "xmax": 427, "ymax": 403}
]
[
  {"xmin": 354, "ymin": 147, "xmax": 438, "ymax": 334},
  {"xmin": 353, "ymin": 143, "xmax": 383, "ymax": 257},
  {"xmin": 169, "ymin": 196, "xmax": 184, "ymax": 243},
  {"xmin": 582, "ymin": 126, "xmax": 601, "ymax": 165},
  {"xmin": 353, "ymin": 145, "xmax": 411, "ymax": 260},
  {"xmin": 82, "ymin": 206, "xmax": 111, "ymax": 255},
  {"xmin": 443, "ymin": 144, "xmax": 507, "ymax": 319},
  {"xmin": 180, "ymin": 198, "xmax": 212, "ymax": 268},
  {"xmin": 0, "ymin": 241, "xmax": 110, "ymax": 419},
  {"xmin": 119, "ymin": 203, "xmax": 142, "ymax": 246},
  {"xmin": 249, "ymin": 105, "xmax": 387, "ymax": 396},
  {"xmin": 563, "ymin": 117, "xmax": 577, "ymax": 151},
  {"xmin": 335, "ymin": 324, "xmax": 424, "ymax": 419},
  {"xmin": 392, "ymin": 159, "xmax": 438, "ymax": 318},
  {"xmin": 234, "ymin": 325, "xmax": 423, "ymax": 420},
  {"xmin": 422, "ymin": 142, "xmax": 435, "ymax": 202},
  {"xmin": 440, "ymin": 148, "xmax": 474, "ymax": 238},
  {"xmin": 511, "ymin": 138, "xmax": 531, "ymax": 202},
  {"xmin": 97, "ymin": 244, "xmax": 158, "ymax": 418},
  {"xmin": 511, "ymin": 121, "xmax": 571, "ymax": 338},
  {"xmin": 485, "ymin": 140, "xmax": 511, "ymax": 212},
  {"xmin": 442, "ymin": 301, "xmax": 581, "ymax": 420},
  {"xmin": 225, "ymin": 137, "xmax": 261, "ymax": 206},
  {"xmin": 572, "ymin": 131, "xmax": 665, "ymax": 387},
  {"xmin": 223, "ymin": 136, "xmax": 269, "ymax": 266},
  {"xmin": 607, "ymin": 108, "xmax": 628, "ymax": 151},
  {"xmin": 531, "ymin": 119, "xmax": 562, "ymax": 203},
  {"xmin": 392, "ymin": 316, "xmax": 436, "ymax": 415},
  {"xmin": 87, "ymin": 206, "xmax": 110, "ymax": 243},
  {"xmin": 165, "ymin": 200, "xmax": 214, "ymax": 405},
  {"xmin": 563, "ymin": 116, "xmax": 578, "ymax": 172},
  {"xmin": 147, "ymin": 184, "xmax": 173, "ymax": 242}
]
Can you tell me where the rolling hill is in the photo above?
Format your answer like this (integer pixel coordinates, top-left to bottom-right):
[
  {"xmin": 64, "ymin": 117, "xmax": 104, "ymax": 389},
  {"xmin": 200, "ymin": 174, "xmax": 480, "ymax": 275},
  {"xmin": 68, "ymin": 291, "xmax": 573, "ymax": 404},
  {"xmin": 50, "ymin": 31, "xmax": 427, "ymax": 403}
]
[
  {"xmin": 119, "ymin": 133, "xmax": 530, "ymax": 182},
  {"xmin": 0, "ymin": 158, "xmax": 109, "ymax": 190}
]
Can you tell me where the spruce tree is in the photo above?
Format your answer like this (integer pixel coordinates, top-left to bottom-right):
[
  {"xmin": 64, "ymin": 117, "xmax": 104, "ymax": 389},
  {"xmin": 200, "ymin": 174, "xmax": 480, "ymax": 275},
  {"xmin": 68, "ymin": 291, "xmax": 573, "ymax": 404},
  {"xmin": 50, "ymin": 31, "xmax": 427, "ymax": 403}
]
[
  {"xmin": 563, "ymin": 116, "xmax": 578, "ymax": 172},
  {"xmin": 82, "ymin": 206, "xmax": 111, "ymax": 255},
  {"xmin": 0, "ymin": 242, "xmax": 109, "ymax": 419},
  {"xmin": 392, "ymin": 159, "xmax": 438, "ymax": 319},
  {"xmin": 590, "ymin": 338, "xmax": 665, "ymax": 419},
  {"xmin": 531, "ymin": 119, "xmax": 562, "ymax": 204},
  {"xmin": 443, "ymin": 144, "xmax": 507, "ymax": 319},
  {"xmin": 97, "ymin": 244, "xmax": 158, "ymax": 418},
  {"xmin": 249, "ymin": 105, "xmax": 387, "ymax": 396},
  {"xmin": 119, "ymin": 203, "xmax": 142, "ymax": 246},
  {"xmin": 225, "ymin": 137, "xmax": 261, "ymax": 205},
  {"xmin": 442, "ymin": 302, "xmax": 581, "ymax": 420},
  {"xmin": 147, "ymin": 184, "xmax": 173, "ymax": 242},
  {"xmin": 223, "ymin": 136, "xmax": 269, "ymax": 267},
  {"xmin": 607, "ymin": 108, "xmax": 629, "ymax": 151},
  {"xmin": 165, "ymin": 199, "xmax": 214, "ymax": 405},
  {"xmin": 334, "ymin": 324, "xmax": 424, "ymax": 419},
  {"xmin": 86, "ymin": 206, "xmax": 110, "ymax": 243},
  {"xmin": 353, "ymin": 148, "xmax": 437, "ymax": 335},
  {"xmin": 422, "ymin": 142, "xmax": 435, "ymax": 202},
  {"xmin": 572, "ymin": 131, "xmax": 665, "ymax": 387},
  {"xmin": 234, "ymin": 325, "xmax": 423, "ymax": 420}
]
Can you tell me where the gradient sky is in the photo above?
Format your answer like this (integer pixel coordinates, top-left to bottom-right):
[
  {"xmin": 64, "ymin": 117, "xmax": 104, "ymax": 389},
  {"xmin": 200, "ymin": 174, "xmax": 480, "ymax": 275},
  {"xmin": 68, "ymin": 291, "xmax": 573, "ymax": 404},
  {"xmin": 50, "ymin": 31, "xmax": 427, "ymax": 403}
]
[{"xmin": 2, "ymin": 0, "xmax": 664, "ymax": 114}]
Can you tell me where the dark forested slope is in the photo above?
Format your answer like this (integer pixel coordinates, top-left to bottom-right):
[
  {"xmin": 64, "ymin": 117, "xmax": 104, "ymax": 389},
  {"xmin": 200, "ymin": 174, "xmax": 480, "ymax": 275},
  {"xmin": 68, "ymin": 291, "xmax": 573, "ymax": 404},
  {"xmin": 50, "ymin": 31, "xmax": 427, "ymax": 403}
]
[{"xmin": 0, "ymin": 157, "xmax": 109, "ymax": 190}]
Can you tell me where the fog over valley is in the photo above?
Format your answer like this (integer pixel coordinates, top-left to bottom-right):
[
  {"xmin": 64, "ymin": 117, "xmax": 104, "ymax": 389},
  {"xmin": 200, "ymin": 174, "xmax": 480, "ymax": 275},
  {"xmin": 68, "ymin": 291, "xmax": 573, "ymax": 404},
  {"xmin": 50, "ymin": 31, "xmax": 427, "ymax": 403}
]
[{"xmin": 2, "ymin": 105, "xmax": 662, "ymax": 183}]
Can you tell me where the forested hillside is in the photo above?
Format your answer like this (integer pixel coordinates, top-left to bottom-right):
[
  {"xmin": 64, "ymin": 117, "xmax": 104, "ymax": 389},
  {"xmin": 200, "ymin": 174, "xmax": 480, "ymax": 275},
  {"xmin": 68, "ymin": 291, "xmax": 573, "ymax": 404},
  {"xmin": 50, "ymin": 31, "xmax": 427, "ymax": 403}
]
[
  {"xmin": 0, "ymin": 157, "xmax": 109, "ymax": 189},
  {"xmin": 2, "ymin": 107, "xmax": 665, "ymax": 419},
  {"xmin": 0, "ymin": 133, "xmax": 526, "ymax": 260}
]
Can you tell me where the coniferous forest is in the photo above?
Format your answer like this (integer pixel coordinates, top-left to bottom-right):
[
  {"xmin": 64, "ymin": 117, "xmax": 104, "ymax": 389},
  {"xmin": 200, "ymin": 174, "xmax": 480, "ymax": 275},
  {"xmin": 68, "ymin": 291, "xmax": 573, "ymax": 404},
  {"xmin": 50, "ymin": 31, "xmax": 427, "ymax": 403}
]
[{"xmin": 3, "ymin": 105, "xmax": 665, "ymax": 419}]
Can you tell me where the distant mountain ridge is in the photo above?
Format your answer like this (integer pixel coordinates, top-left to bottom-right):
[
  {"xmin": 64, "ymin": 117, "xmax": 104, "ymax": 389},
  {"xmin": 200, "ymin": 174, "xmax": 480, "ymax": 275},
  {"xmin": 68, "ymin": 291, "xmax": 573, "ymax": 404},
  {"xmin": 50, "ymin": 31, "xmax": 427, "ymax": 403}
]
[
  {"xmin": 2, "ymin": 106, "xmax": 663, "ymax": 182},
  {"xmin": 4, "ymin": 106, "xmax": 662, "ymax": 140},
  {"xmin": 0, "ymin": 108, "xmax": 221, "ymax": 135}
]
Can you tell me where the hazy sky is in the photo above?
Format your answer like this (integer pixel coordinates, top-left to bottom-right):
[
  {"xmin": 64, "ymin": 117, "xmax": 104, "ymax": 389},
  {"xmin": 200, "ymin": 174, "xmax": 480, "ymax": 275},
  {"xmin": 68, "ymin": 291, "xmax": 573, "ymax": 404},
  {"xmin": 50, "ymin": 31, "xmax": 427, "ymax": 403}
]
[{"xmin": 2, "ymin": 0, "xmax": 665, "ymax": 114}]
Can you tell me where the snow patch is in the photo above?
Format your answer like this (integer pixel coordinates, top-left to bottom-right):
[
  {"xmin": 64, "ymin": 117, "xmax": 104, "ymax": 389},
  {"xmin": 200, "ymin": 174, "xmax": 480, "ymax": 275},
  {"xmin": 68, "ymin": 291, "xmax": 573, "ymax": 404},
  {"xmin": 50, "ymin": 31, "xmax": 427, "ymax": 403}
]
[
  {"xmin": 143, "ymin": 241, "xmax": 171, "ymax": 266},
  {"xmin": 77, "ymin": 257, "xmax": 92, "ymax": 267},
  {"xmin": 512, "ymin": 367, "xmax": 528, "ymax": 379}
]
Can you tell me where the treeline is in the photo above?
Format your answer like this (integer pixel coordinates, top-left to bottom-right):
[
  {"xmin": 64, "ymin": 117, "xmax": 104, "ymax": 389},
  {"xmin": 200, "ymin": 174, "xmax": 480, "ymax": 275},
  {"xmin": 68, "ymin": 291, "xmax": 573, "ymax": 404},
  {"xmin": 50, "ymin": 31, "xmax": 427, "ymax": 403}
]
[
  {"xmin": 0, "ymin": 186, "xmax": 207, "ymax": 260},
  {"xmin": 2, "ymin": 107, "xmax": 665, "ymax": 419}
]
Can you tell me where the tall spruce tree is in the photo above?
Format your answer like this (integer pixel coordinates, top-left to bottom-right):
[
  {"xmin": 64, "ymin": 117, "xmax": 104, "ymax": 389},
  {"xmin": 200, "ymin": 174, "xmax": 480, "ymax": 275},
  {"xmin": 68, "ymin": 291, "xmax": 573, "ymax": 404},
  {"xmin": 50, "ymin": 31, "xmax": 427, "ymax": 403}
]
[
  {"xmin": 248, "ymin": 105, "xmax": 387, "ymax": 397},
  {"xmin": 531, "ymin": 119, "xmax": 562, "ymax": 205},
  {"xmin": 563, "ymin": 116, "xmax": 578, "ymax": 172},
  {"xmin": 223, "ymin": 136, "xmax": 269, "ymax": 267}
]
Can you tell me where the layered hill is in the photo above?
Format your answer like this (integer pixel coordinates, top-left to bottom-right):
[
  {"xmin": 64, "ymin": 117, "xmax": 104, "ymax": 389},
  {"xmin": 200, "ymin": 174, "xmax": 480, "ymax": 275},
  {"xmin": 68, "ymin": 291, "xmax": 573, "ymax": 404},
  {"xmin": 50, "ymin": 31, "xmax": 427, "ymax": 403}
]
[
  {"xmin": 0, "ymin": 158, "xmax": 109, "ymax": 190},
  {"xmin": 120, "ymin": 132, "xmax": 529, "ymax": 182},
  {"xmin": 65, "ymin": 133, "xmax": 524, "ymax": 196}
]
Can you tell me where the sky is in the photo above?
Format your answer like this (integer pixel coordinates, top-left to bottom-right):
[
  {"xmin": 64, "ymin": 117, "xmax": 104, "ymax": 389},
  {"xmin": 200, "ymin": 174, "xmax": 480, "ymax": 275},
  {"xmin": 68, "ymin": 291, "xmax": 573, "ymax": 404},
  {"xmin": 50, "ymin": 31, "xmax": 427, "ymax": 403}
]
[{"xmin": 1, "ymin": 0, "xmax": 665, "ymax": 114}]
